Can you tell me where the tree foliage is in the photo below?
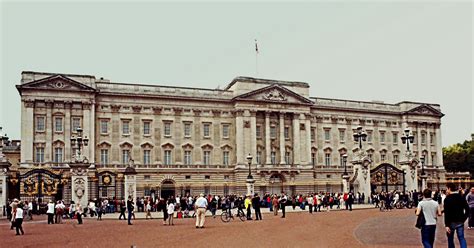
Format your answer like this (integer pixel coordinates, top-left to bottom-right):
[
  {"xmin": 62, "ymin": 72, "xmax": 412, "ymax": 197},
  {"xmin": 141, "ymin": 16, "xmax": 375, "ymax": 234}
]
[{"xmin": 443, "ymin": 136, "xmax": 474, "ymax": 177}]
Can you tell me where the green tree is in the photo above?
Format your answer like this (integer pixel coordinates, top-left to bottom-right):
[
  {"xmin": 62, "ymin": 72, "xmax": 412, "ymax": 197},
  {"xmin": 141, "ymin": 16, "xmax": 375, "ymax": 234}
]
[{"xmin": 443, "ymin": 136, "xmax": 474, "ymax": 177}]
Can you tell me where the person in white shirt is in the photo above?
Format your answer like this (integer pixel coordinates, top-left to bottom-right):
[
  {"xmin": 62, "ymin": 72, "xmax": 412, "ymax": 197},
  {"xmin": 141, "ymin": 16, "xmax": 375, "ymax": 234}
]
[
  {"xmin": 194, "ymin": 193, "xmax": 208, "ymax": 228},
  {"xmin": 167, "ymin": 200, "xmax": 175, "ymax": 226},
  {"xmin": 47, "ymin": 200, "xmax": 55, "ymax": 224},
  {"xmin": 15, "ymin": 203, "xmax": 25, "ymax": 235},
  {"xmin": 55, "ymin": 201, "xmax": 65, "ymax": 224},
  {"xmin": 145, "ymin": 201, "xmax": 152, "ymax": 220},
  {"xmin": 307, "ymin": 195, "xmax": 314, "ymax": 214},
  {"xmin": 27, "ymin": 201, "xmax": 33, "ymax": 220}
]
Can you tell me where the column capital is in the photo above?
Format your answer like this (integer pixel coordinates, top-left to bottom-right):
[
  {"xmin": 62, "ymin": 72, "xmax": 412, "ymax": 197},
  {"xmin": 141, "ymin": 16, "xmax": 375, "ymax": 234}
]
[
  {"xmin": 22, "ymin": 99, "xmax": 35, "ymax": 108},
  {"xmin": 152, "ymin": 106, "xmax": 163, "ymax": 114},
  {"xmin": 132, "ymin": 105, "xmax": 142, "ymax": 113}
]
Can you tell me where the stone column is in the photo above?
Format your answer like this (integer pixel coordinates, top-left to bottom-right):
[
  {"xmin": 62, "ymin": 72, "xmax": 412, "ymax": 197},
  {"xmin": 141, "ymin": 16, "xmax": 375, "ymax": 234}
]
[
  {"xmin": 250, "ymin": 111, "xmax": 257, "ymax": 164},
  {"xmin": 70, "ymin": 162, "xmax": 90, "ymax": 209},
  {"xmin": 292, "ymin": 114, "xmax": 301, "ymax": 166},
  {"xmin": 342, "ymin": 174, "xmax": 350, "ymax": 193},
  {"xmin": 246, "ymin": 177, "xmax": 256, "ymax": 196},
  {"xmin": 45, "ymin": 100, "xmax": 53, "ymax": 162},
  {"xmin": 89, "ymin": 101, "xmax": 96, "ymax": 164},
  {"xmin": 416, "ymin": 122, "xmax": 422, "ymax": 157},
  {"xmin": 420, "ymin": 174, "xmax": 428, "ymax": 191},
  {"xmin": 235, "ymin": 110, "xmax": 244, "ymax": 165},
  {"xmin": 435, "ymin": 124, "xmax": 443, "ymax": 168},
  {"xmin": 21, "ymin": 100, "xmax": 34, "ymax": 163},
  {"xmin": 124, "ymin": 167, "xmax": 137, "ymax": 209},
  {"xmin": 305, "ymin": 116, "xmax": 312, "ymax": 166},
  {"xmin": 351, "ymin": 158, "xmax": 370, "ymax": 199},
  {"xmin": 64, "ymin": 101, "xmax": 71, "ymax": 162},
  {"xmin": 0, "ymin": 160, "xmax": 11, "ymax": 216},
  {"xmin": 279, "ymin": 112, "xmax": 285, "ymax": 164},
  {"xmin": 265, "ymin": 111, "xmax": 271, "ymax": 165},
  {"xmin": 82, "ymin": 102, "xmax": 92, "ymax": 163},
  {"xmin": 401, "ymin": 162, "xmax": 417, "ymax": 192}
]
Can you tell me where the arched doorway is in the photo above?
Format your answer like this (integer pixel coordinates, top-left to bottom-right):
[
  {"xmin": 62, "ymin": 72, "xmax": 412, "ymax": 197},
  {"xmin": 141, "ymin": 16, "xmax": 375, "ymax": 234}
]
[
  {"xmin": 269, "ymin": 174, "xmax": 284, "ymax": 195},
  {"xmin": 160, "ymin": 180, "xmax": 175, "ymax": 200}
]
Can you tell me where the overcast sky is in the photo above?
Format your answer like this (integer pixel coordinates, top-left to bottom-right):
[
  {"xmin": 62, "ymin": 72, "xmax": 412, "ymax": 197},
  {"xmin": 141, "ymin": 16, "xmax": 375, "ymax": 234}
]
[{"xmin": 1, "ymin": 1, "xmax": 472, "ymax": 147}]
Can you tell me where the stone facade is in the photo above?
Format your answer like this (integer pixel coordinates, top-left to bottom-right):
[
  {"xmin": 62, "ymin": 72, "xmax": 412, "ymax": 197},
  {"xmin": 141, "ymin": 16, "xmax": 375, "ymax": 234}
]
[{"xmin": 14, "ymin": 71, "xmax": 446, "ymax": 201}]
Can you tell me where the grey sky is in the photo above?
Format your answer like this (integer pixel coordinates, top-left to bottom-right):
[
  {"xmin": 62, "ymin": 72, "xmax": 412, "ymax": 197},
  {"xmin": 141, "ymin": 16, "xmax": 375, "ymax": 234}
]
[{"xmin": 1, "ymin": 1, "xmax": 472, "ymax": 147}]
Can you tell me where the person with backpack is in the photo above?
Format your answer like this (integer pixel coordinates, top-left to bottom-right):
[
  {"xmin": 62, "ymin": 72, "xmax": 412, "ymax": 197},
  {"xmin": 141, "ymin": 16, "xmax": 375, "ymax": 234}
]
[{"xmin": 416, "ymin": 188, "xmax": 441, "ymax": 248}]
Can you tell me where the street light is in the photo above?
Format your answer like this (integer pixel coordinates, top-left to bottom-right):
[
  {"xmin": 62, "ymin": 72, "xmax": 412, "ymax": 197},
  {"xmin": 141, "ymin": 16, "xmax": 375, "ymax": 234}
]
[
  {"xmin": 353, "ymin": 126, "xmax": 367, "ymax": 150},
  {"xmin": 342, "ymin": 154, "xmax": 348, "ymax": 176},
  {"xmin": 246, "ymin": 153, "xmax": 253, "ymax": 180},
  {"xmin": 70, "ymin": 127, "xmax": 89, "ymax": 162},
  {"xmin": 401, "ymin": 128, "xmax": 415, "ymax": 152},
  {"xmin": 420, "ymin": 155, "xmax": 426, "ymax": 176}
]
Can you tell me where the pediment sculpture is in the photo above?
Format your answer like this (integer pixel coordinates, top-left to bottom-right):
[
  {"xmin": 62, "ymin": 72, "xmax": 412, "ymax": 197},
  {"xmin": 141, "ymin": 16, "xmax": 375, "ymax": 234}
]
[{"xmin": 262, "ymin": 89, "xmax": 287, "ymax": 101}]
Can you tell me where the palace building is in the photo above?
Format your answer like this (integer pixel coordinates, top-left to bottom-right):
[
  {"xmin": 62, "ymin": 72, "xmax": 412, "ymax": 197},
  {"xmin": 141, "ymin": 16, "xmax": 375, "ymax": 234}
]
[{"xmin": 9, "ymin": 71, "xmax": 446, "ymax": 203}]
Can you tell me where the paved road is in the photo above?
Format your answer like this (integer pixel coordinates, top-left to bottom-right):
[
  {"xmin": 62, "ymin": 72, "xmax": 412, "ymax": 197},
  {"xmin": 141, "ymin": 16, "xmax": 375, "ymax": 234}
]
[{"xmin": 1, "ymin": 208, "xmax": 473, "ymax": 248}]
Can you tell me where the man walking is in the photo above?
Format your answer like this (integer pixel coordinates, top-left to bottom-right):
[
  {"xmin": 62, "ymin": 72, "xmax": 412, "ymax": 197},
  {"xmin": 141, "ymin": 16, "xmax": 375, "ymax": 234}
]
[
  {"xmin": 194, "ymin": 193, "xmax": 208, "ymax": 228},
  {"xmin": 444, "ymin": 183, "xmax": 469, "ymax": 248},
  {"xmin": 416, "ymin": 188, "xmax": 442, "ymax": 248},
  {"xmin": 127, "ymin": 196, "xmax": 134, "ymax": 225},
  {"xmin": 466, "ymin": 187, "xmax": 474, "ymax": 229},
  {"xmin": 252, "ymin": 193, "xmax": 262, "ymax": 220},
  {"xmin": 118, "ymin": 200, "xmax": 126, "ymax": 220},
  {"xmin": 307, "ymin": 194, "xmax": 314, "ymax": 214},
  {"xmin": 279, "ymin": 193, "xmax": 287, "ymax": 218}
]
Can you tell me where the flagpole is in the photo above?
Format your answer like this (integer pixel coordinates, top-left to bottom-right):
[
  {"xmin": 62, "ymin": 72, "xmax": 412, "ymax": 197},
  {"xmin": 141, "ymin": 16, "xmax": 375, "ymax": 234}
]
[{"xmin": 255, "ymin": 39, "xmax": 259, "ymax": 77}]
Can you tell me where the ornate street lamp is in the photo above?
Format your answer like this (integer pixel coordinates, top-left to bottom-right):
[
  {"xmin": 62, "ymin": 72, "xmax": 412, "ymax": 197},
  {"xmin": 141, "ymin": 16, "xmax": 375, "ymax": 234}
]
[
  {"xmin": 401, "ymin": 128, "xmax": 415, "ymax": 152},
  {"xmin": 342, "ymin": 154, "xmax": 348, "ymax": 176},
  {"xmin": 353, "ymin": 126, "xmax": 367, "ymax": 150},
  {"xmin": 70, "ymin": 127, "xmax": 89, "ymax": 162},
  {"xmin": 420, "ymin": 155, "xmax": 426, "ymax": 176},
  {"xmin": 246, "ymin": 153, "xmax": 253, "ymax": 180}
]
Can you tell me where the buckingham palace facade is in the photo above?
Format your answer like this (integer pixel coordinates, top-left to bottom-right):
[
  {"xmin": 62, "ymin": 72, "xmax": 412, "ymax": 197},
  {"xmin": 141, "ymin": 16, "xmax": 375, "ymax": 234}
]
[{"xmin": 11, "ymin": 71, "xmax": 446, "ymax": 202}]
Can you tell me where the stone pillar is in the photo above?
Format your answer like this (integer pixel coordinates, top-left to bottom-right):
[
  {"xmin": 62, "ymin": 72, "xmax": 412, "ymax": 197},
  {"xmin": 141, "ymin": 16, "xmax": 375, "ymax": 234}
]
[
  {"xmin": 45, "ymin": 100, "xmax": 53, "ymax": 162},
  {"xmin": 250, "ymin": 111, "xmax": 257, "ymax": 164},
  {"xmin": 0, "ymin": 160, "xmax": 11, "ymax": 216},
  {"xmin": 279, "ymin": 112, "xmax": 285, "ymax": 164},
  {"xmin": 351, "ymin": 158, "xmax": 370, "ymax": 198},
  {"xmin": 89, "ymin": 101, "xmax": 96, "ymax": 164},
  {"xmin": 21, "ymin": 100, "xmax": 34, "ymax": 163},
  {"xmin": 64, "ymin": 101, "xmax": 71, "ymax": 162},
  {"xmin": 305, "ymin": 116, "xmax": 312, "ymax": 166},
  {"xmin": 420, "ymin": 174, "xmax": 428, "ymax": 191},
  {"xmin": 265, "ymin": 111, "xmax": 271, "ymax": 165},
  {"xmin": 124, "ymin": 167, "xmax": 137, "ymax": 209},
  {"xmin": 235, "ymin": 110, "xmax": 244, "ymax": 165},
  {"xmin": 246, "ymin": 177, "xmax": 256, "ymax": 196},
  {"xmin": 70, "ymin": 162, "xmax": 90, "ymax": 209},
  {"xmin": 292, "ymin": 114, "xmax": 301, "ymax": 166},
  {"xmin": 82, "ymin": 102, "xmax": 92, "ymax": 163},
  {"xmin": 435, "ymin": 124, "xmax": 443, "ymax": 168},
  {"xmin": 342, "ymin": 175, "xmax": 350, "ymax": 194},
  {"xmin": 401, "ymin": 162, "xmax": 417, "ymax": 192}
]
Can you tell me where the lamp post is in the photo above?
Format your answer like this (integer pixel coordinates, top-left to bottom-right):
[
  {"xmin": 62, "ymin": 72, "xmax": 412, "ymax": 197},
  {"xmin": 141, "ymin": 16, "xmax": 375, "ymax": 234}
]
[
  {"xmin": 401, "ymin": 128, "xmax": 415, "ymax": 153},
  {"xmin": 70, "ymin": 127, "xmax": 89, "ymax": 162},
  {"xmin": 341, "ymin": 154, "xmax": 350, "ymax": 193},
  {"xmin": 420, "ymin": 155, "xmax": 428, "ymax": 190},
  {"xmin": 353, "ymin": 126, "xmax": 367, "ymax": 150},
  {"xmin": 246, "ymin": 153, "xmax": 255, "ymax": 196}
]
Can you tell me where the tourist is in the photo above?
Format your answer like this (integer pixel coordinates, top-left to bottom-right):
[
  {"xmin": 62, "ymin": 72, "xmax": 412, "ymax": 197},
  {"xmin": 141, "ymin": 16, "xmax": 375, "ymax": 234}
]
[
  {"xmin": 27, "ymin": 200, "xmax": 33, "ymax": 220},
  {"xmin": 465, "ymin": 187, "xmax": 474, "ymax": 229},
  {"xmin": 194, "ymin": 193, "xmax": 208, "ymax": 229},
  {"xmin": 245, "ymin": 195, "xmax": 252, "ymax": 220},
  {"xmin": 10, "ymin": 199, "xmax": 18, "ymax": 230},
  {"xmin": 272, "ymin": 195, "xmax": 279, "ymax": 216},
  {"xmin": 55, "ymin": 200, "xmax": 65, "ymax": 224},
  {"xmin": 69, "ymin": 201, "xmax": 76, "ymax": 219},
  {"xmin": 145, "ymin": 200, "xmax": 152, "ymax": 220},
  {"xmin": 167, "ymin": 200, "xmax": 175, "ymax": 226},
  {"xmin": 118, "ymin": 200, "xmax": 126, "ymax": 220},
  {"xmin": 416, "ymin": 188, "xmax": 441, "ymax": 248},
  {"xmin": 347, "ymin": 192, "xmax": 354, "ymax": 211},
  {"xmin": 444, "ymin": 183, "xmax": 469, "ymax": 248},
  {"xmin": 158, "ymin": 197, "xmax": 168, "ymax": 225},
  {"xmin": 210, "ymin": 195, "xmax": 217, "ymax": 218},
  {"xmin": 15, "ymin": 202, "xmax": 25, "ymax": 235},
  {"xmin": 252, "ymin": 193, "xmax": 262, "ymax": 220},
  {"xmin": 127, "ymin": 196, "xmax": 134, "ymax": 225},
  {"xmin": 307, "ymin": 194, "xmax": 314, "ymax": 214},
  {"xmin": 279, "ymin": 193, "xmax": 287, "ymax": 218},
  {"xmin": 76, "ymin": 202, "xmax": 83, "ymax": 224},
  {"xmin": 46, "ymin": 200, "xmax": 55, "ymax": 224}
]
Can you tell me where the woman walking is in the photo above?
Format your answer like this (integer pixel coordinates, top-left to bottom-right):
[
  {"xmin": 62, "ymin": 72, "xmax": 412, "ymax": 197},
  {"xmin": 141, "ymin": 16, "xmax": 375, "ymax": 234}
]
[{"xmin": 167, "ymin": 200, "xmax": 175, "ymax": 226}]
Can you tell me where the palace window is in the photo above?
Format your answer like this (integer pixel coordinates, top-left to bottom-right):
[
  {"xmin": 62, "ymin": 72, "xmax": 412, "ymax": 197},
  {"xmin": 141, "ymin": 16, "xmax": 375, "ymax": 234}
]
[
  {"xmin": 270, "ymin": 126, "xmax": 277, "ymax": 139},
  {"xmin": 421, "ymin": 132, "xmax": 426, "ymax": 145},
  {"xmin": 203, "ymin": 123, "xmax": 211, "ymax": 138},
  {"xmin": 184, "ymin": 123, "xmax": 191, "ymax": 137},
  {"xmin": 311, "ymin": 128, "xmax": 315, "ymax": 141},
  {"xmin": 431, "ymin": 153, "xmax": 436, "ymax": 165},
  {"xmin": 325, "ymin": 153, "xmax": 331, "ymax": 167},
  {"xmin": 271, "ymin": 151, "xmax": 276, "ymax": 165},
  {"xmin": 284, "ymin": 127, "xmax": 290, "ymax": 139},
  {"xmin": 184, "ymin": 151, "xmax": 192, "ymax": 165},
  {"xmin": 185, "ymin": 175, "xmax": 191, "ymax": 179},
  {"xmin": 324, "ymin": 129, "xmax": 330, "ymax": 141},
  {"xmin": 164, "ymin": 150, "xmax": 172, "ymax": 165},
  {"xmin": 143, "ymin": 121, "xmax": 151, "ymax": 135},
  {"xmin": 339, "ymin": 130, "xmax": 345, "ymax": 142},
  {"xmin": 256, "ymin": 126, "xmax": 261, "ymax": 138},
  {"xmin": 311, "ymin": 152, "xmax": 316, "ymax": 166},
  {"xmin": 55, "ymin": 117, "xmax": 63, "ymax": 132},
  {"xmin": 223, "ymin": 151, "xmax": 229, "ymax": 166},
  {"xmin": 143, "ymin": 150, "xmax": 151, "ymax": 165},
  {"xmin": 54, "ymin": 147, "xmax": 63, "ymax": 163},
  {"xmin": 367, "ymin": 131, "xmax": 373, "ymax": 143},
  {"xmin": 203, "ymin": 151, "xmax": 211, "ymax": 165},
  {"xmin": 72, "ymin": 117, "xmax": 81, "ymax": 132},
  {"xmin": 412, "ymin": 132, "xmax": 417, "ymax": 144},
  {"xmin": 393, "ymin": 132, "xmax": 398, "ymax": 144},
  {"xmin": 285, "ymin": 152, "xmax": 291, "ymax": 164},
  {"xmin": 256, "ymin": 151, "xmax": 262, "ymax": 164},
  {"xmin": 164, "ymin": 122, "xmax": 172, "ymax": 137},
  {"xmin": 381, "ymin": 154, "xmax": 386, "ymax": 161},
  {"xmin": 205, "ymin": 175, "xmax": 210, "ymax": 180},
  {"xmin": 100, "ymin": 149, "xmax": 109, "ymax": 165},
  {"xmin": 35, "ymin": 147, "xmax": 44, "ymax": 163},
  {"xmin": 122, "ymin": 150, "xmax": 130, "ymax": 164},
  {"xmin": 393, "ymin": 154, "xmax": 399, "ymax": 165},
  {"xmin": 36, "ymin": 116, "xmax": 45, "ymax": 132},
  {"xmin": 380, "ymin": 132, "xmax": 385, "ymax": 143},
  {"xmin": 222, "ymin": 124, "xmax": 229, "ymax": 138},
  {"xmin": 122, "ymin": 120, "xmax": 130, "ymax": 135},
  {"xmin": 339, "ymin": 154, "xmax": 345, "ymax": 167},
  {"xmin": 100, "ymin": 120, "xmax": 108, "ymax": 134}
]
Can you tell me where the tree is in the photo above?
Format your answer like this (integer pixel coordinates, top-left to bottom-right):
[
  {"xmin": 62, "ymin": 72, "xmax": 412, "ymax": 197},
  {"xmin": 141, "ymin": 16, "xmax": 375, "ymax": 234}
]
[{"xmin": 443, "ymin": 136, "xmax": 474, "ymax": 178}]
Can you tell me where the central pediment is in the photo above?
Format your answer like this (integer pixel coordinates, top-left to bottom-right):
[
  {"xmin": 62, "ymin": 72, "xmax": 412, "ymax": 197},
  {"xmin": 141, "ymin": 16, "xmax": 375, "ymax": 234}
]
[
  {"xmin": 232, "ymin": 84, "xmax": 313, "ymax": 105},
  {"xmin": 17, "ymin": 74, "xmax": 96, "ymax": 93}
]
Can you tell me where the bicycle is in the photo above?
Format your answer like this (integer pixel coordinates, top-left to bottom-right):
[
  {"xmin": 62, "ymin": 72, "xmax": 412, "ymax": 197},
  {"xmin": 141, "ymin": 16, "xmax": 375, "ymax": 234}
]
[{"xmin": 221, "ymin": 208, "xmax": 246, "ymax": 223}]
